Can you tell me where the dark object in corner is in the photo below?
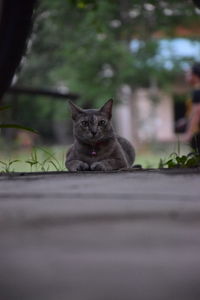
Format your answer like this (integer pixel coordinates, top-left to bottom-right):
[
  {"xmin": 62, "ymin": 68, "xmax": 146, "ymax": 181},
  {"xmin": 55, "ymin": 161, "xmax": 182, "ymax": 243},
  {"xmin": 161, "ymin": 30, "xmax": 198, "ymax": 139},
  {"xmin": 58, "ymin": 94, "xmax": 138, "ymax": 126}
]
[
  {"xmin": 193, "ymin": 0, "xmax": 200, "ymax": 8},
  {"xmin": 0, "ymin": 0, "xmax": 36, "ymax": 101},
  {"xmin": 190, "ymin": 133, "xmax": 200, "ymax": 154}
]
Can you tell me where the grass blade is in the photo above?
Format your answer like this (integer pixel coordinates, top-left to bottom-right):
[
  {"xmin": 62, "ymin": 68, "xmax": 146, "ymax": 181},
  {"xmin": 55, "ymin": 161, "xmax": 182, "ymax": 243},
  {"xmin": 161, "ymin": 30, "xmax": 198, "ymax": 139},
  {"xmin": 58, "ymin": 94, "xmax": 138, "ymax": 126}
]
[
  {"xmin": 0, "ymin": 124, "xmax": 38, "ymax": 134},
  {"xmin": 0, "ymin": 105, "xmax": 12, "ymax": 111}
]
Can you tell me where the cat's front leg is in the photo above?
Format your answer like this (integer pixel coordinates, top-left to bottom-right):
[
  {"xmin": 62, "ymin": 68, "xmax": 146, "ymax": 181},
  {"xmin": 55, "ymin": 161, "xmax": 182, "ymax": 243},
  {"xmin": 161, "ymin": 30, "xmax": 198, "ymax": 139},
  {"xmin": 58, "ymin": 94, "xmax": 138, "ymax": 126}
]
[
  {"xmin": 91, "ymin": 159, "xmax": 124, "ymax": 171},
  {"xmin": 90, "ymin": 162, "xmax": 107, "ymax": 171},
  {"xmin": 66, "ymin": 160, "xmax": 90, "ymax": 172}
]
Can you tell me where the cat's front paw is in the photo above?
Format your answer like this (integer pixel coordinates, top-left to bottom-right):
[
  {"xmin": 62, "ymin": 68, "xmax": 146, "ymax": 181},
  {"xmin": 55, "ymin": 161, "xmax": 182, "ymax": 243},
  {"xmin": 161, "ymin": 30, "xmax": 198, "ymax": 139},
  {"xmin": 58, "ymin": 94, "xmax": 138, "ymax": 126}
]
[
  {"xmin": 68, "ymin": 161, "xmax": 90, "ymax": 172},
  {"xmin": 78, "ymin": 162, "xmax": 90, "ymax": 171},
  {"xmin": 91, "ymin": 162, "xmax": 107, "ymax": 171}
]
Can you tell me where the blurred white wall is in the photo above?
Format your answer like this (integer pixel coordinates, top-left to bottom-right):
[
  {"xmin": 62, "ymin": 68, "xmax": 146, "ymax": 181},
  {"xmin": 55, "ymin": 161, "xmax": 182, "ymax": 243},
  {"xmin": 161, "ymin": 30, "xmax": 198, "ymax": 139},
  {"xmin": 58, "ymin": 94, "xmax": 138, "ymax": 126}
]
[
  {"xmin": 114, "ymin": 103, "xmax": 133, "ymax": 142},
  {"xmin": 114, "ymin": 88, "xmax": 176, "ymax": 144}
]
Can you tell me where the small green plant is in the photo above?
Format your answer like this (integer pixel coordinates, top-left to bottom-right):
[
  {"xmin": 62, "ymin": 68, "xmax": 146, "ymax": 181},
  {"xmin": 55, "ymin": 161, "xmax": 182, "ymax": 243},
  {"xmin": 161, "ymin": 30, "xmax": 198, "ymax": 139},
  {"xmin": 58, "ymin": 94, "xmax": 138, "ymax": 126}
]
[
  {"xmin": 159, "ymin": 137, "xmax": 200, "ymax": 168},
  {"xmin": 0, "ymin": 159, "xmax": 19, "ymax": 173},
  {"xmin": 25, "ymin": 147, "xmax": 65, "ymax": 172},
  {"xmin": 25, "ymin": 149, "xmax": 40, "ymax": 171},
  {"xmin": 38, "ymin": 147, "xmax": 64, "ymax": 171},
  {"xmin": 159, "ymin": 152, "xmax": 200, "ymax": 169},
  {"xmin": 0, "ymin": 147, "xmax": 65, "ymax": 173}
]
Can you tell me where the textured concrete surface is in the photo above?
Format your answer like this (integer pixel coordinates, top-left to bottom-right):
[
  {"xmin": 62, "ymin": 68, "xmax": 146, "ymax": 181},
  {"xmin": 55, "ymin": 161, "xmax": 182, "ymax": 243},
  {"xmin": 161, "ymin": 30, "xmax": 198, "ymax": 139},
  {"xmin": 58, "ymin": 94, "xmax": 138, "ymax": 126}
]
[{"xmin": 0, "ymin": 170, "xmax": 200, "ymax": 300}]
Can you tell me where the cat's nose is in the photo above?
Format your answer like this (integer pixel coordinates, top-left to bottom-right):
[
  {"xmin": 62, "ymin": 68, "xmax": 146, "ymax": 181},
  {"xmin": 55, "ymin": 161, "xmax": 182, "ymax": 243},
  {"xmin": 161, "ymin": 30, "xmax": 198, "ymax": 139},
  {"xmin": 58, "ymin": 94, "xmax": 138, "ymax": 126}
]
[{"xmin": 91, "ymin": 130, "xmax": 97, "ymax": 136}]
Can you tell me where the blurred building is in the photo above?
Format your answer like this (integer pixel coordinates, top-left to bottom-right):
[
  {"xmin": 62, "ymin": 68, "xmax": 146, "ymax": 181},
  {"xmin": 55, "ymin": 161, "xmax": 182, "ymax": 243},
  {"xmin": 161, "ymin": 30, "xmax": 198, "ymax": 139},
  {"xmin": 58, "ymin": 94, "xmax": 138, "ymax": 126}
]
[{"xmin": 114, "ymin": 88, "xmax": 177, "ymax": 146}]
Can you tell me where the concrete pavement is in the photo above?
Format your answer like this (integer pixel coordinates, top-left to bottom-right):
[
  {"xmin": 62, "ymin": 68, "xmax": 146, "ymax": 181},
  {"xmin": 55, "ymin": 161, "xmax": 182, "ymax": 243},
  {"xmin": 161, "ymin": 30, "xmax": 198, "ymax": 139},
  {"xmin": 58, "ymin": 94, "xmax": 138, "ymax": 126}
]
[{"xmin": 0, "ymin": 169, "xmax": 200, "ymax": 300}]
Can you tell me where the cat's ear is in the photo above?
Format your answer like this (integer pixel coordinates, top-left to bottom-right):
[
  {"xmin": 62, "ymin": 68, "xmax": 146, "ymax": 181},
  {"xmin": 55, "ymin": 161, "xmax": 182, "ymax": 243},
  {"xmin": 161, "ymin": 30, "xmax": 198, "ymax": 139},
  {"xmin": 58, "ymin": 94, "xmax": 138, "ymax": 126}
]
[
  {"xmin": 100, "ymin": 99, "xmax": 113, "ymax": 120},
  {"xmin": 68, "ymin": 101, "xmax": 84, "ymax": 120}
]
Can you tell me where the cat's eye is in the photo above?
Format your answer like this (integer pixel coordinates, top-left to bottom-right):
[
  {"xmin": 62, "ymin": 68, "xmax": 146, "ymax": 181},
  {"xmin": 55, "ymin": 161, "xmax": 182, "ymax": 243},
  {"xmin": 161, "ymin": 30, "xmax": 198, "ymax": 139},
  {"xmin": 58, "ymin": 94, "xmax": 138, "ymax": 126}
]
[
  {"xmin": 81, "ymin": 120, "xmax": 89, "ymax": 127},
  {"xmin": 98, "ymin": 120, "xmax": 106, "ymax": 126}
]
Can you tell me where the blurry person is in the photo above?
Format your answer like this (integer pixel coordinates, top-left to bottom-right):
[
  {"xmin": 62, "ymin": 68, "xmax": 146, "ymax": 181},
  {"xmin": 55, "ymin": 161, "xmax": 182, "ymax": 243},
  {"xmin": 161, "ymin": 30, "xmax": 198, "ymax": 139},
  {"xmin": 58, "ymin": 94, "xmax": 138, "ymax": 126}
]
[{"xmin": 177, "ymin": 62, "xmax": 200, "ymax": 153}]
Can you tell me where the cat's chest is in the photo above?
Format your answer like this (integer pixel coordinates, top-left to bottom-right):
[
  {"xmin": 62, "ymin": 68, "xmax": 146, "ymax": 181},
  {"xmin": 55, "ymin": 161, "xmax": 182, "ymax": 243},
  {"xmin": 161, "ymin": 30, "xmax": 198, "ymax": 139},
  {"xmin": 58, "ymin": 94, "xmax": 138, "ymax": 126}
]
[
  {"xmin": 76, "ymin": 146, "xmax": 109, "ymax": 163},
  {"xmin": 79, "ymin": 150, "xmax": 103, "ymax": 163}
]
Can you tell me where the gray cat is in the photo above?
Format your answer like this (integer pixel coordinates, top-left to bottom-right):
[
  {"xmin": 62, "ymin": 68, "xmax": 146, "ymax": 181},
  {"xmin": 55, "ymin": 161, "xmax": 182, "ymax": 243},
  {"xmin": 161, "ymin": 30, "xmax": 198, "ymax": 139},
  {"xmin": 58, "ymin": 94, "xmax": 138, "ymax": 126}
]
[{"xmin": 65, "ymin": 99, "xmax": 135, "ymax": 171}]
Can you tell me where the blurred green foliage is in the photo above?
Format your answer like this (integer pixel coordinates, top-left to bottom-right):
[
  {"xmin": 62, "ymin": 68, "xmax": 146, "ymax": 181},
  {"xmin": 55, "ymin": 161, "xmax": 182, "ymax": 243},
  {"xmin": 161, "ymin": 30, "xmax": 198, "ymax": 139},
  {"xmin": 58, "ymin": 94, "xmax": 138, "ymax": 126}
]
[
  {"xmin": 4, "ymin": 0, "xmax": 200, "ymax": 140},
  {"xmin": 17, "ymin": 0, "xmax": 200, "ymax": 101}
]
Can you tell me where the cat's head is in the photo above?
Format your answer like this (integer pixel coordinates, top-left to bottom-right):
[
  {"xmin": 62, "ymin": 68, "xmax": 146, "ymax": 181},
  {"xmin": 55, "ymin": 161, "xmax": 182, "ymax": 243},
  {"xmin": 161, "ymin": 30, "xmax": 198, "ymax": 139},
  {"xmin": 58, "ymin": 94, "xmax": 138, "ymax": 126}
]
[{"xmin": 68, "ymin": 99, "xmax": 114, "ymax": 144}]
